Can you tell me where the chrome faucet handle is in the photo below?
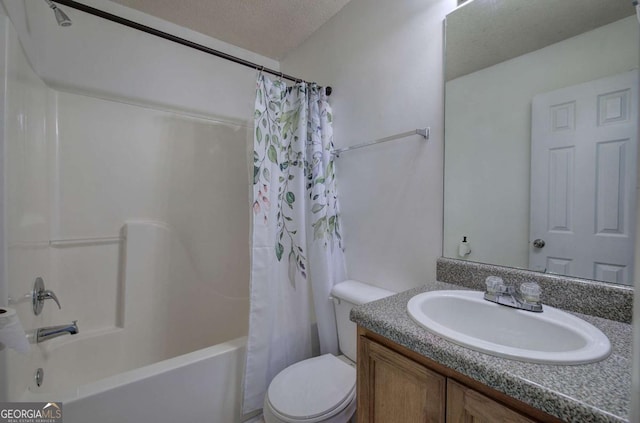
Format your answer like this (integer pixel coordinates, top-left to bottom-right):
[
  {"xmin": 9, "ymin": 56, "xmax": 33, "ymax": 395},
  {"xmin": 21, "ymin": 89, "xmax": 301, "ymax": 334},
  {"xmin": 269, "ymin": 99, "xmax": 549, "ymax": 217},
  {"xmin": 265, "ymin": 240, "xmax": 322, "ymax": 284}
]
[
  {"xmin": 32, "ymin": 277, "xmax": 61, "ymax": 315},
  {"xmin": 485, "ymin": 276, "xmax": 505, "ymax": 294},
  {"xmin": 519, "ymin": 282, "xmax": 542, "ymax": 304},
  {"xmin": 39, "ymin": 290, "xmax": 61, "ymax": 309}
]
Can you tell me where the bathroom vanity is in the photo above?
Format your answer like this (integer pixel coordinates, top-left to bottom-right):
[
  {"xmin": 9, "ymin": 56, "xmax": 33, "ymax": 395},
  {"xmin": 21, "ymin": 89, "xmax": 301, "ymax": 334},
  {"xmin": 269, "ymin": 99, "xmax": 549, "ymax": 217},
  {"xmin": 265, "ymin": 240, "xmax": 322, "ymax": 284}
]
[
  {"xmin": 351, "ymin": 279, "xmax": 632, "ymax": 423},
  {"xmin": 357, "ymin": 328, "xmax": 554, "ymax": 422}
]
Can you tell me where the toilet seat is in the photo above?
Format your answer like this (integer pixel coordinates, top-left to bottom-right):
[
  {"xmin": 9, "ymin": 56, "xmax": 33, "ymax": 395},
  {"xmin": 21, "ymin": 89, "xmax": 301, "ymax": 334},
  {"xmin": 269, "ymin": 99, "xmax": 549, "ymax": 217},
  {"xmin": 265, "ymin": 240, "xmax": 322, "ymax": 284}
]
[{"xmin": 265, "ymin": 354, "xmax": 356, "ymax": 423}]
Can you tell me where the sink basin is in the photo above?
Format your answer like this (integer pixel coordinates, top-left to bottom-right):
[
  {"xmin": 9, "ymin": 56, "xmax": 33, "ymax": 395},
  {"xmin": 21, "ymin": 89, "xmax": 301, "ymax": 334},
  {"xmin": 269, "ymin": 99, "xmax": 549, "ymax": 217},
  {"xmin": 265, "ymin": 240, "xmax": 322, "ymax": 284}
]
[{"xmin": 407, "ymin": 290, "xmax": 611, "ymax": 365}]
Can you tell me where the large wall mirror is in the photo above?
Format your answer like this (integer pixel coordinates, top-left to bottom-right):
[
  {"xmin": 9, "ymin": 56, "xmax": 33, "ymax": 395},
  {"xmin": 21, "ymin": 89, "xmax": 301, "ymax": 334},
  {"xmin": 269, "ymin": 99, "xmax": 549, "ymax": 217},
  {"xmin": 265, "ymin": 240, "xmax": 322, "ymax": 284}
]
[{"xmin": 443, "ymin": 0, "xmax": 639, "ymax": 286}]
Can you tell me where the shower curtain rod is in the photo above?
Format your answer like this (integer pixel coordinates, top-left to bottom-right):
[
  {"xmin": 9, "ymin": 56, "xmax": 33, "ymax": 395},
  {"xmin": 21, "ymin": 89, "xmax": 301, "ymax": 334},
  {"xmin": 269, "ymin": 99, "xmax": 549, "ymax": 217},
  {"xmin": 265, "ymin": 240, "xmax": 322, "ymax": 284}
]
[{"xmin": 53, "ymin": 0, "xmax": 332, "ymax": 95}]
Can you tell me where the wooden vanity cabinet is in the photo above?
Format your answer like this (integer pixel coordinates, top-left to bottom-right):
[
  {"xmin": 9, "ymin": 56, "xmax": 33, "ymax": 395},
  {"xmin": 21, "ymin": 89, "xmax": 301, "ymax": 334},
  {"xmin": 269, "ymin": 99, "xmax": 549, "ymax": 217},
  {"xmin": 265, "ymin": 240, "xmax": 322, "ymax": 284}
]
[
  {"xmin": 358, "ymin": 334, "xmax": 446, "ymax": 422},
  {"xmin": 357, "ymin": 327, "xmax": 562, "ymax": 423}
]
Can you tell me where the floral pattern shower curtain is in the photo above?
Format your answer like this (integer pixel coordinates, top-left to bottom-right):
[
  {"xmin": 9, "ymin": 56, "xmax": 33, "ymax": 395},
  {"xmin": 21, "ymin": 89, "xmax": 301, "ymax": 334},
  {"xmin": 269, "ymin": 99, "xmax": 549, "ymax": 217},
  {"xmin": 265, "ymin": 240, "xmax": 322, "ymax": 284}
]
[{"xmin": 242, "ymin": 74, "xmax": 346, "ymax": 414}]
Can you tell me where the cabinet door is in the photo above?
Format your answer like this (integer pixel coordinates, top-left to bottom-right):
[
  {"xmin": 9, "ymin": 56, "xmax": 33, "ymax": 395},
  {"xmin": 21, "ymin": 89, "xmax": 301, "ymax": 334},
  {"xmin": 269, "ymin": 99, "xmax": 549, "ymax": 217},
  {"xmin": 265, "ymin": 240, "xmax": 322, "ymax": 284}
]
[
  {"xmin": 358, "ymin": 337, "xmax": 445, "ymax": 423},
  {"xmin": 447, "ymin": 379, "xmax": 536, "ymax": 423}
]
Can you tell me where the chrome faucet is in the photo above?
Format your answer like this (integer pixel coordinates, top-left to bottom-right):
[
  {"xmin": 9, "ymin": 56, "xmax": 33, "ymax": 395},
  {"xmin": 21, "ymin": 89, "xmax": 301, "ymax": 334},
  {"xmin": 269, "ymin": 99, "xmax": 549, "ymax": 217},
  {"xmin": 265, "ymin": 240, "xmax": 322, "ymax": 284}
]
[
  {"xmin": 32, "ymin": 277, "xmax": 61, "ymax": 316},
  {"xmin": 36, "ymin": 320, "xmax": 79, "ymax": 343},
  {"xmin": 483, "ymin": 277, "xmax": 543, "ymax": 312}
]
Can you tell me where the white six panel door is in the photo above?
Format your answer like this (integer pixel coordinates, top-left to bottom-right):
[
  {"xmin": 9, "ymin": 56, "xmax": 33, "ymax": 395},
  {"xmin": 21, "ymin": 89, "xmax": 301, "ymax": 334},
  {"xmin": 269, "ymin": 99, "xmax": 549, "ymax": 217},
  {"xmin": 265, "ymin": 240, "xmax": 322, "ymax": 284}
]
[{"xmin": 530, "ymin": 70, "xmax": 638, "ymax": 285}]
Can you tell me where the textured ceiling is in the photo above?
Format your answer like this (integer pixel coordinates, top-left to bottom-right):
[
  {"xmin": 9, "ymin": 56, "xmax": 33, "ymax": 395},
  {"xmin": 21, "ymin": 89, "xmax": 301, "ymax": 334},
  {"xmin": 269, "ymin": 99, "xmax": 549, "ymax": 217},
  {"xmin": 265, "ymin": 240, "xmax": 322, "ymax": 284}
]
[
  {"xmin": 446, "ymin": 0, "xmax": 636, "ymax": 81},
  {"xmin": 108, "ymin": 0, "xmax": 352, "ymax": 59}
]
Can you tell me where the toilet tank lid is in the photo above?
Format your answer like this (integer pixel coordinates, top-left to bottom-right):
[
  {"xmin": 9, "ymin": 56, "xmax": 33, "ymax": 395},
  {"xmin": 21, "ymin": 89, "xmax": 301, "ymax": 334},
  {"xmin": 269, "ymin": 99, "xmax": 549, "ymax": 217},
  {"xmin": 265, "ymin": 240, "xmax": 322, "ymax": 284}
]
[{"xmin": 331, "ymin": 280, "xmax": 395, "ymax": 305}]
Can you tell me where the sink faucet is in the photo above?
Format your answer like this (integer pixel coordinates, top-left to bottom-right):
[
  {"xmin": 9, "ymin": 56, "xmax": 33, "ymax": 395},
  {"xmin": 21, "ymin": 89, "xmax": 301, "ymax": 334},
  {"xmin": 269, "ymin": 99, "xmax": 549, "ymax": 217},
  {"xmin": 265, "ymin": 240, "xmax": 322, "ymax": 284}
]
[
  {"xmin": 36, "ymin": 320, "xmax": 79, "ymax": 343},
  {"xmin": 483, "ymin": 277, "xmax": 543, "ymax": 312}
]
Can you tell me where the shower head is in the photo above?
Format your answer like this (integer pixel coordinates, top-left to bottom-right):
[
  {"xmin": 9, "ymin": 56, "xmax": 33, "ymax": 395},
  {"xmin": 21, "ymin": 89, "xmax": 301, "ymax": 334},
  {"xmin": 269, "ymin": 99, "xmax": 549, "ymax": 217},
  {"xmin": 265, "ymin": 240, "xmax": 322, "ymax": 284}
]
[
  {"xmin": 53, "ymin": 7, "xmax": 72, "ymax": 27},
  {"xmin": 44, "ymin": 0, "xmax": 72, "ymax": 27}
]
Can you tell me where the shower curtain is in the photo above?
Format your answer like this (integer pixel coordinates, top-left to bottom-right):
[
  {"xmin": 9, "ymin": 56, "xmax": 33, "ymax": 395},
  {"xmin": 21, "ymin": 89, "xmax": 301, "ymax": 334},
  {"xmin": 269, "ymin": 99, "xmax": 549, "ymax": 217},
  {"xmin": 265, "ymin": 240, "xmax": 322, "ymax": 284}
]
[{"xmin": 242, "ymin": 74, "xmax": 346, "ymax": 414}]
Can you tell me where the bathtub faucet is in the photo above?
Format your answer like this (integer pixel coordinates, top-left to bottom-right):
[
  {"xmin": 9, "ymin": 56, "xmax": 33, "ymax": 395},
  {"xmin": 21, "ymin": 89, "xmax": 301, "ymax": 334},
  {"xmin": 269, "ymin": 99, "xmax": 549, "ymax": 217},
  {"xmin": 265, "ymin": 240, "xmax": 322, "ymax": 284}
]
[{"xmin": 36, "ymin": 320, "xmax": 79, "ymax": 343}]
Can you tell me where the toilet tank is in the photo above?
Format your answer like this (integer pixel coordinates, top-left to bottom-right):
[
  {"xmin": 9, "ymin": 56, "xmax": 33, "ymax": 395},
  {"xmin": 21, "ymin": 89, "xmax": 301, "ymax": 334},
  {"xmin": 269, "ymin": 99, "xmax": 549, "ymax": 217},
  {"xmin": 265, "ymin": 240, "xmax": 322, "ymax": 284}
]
[{"xmin": 331, "ymin": 280, "xmax": 395, "ymax": 362}]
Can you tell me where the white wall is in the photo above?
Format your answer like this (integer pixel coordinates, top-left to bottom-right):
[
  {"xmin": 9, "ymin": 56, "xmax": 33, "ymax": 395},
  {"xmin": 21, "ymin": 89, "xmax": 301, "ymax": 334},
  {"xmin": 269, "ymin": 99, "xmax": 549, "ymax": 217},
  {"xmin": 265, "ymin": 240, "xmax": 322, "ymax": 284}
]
[
  {"xmin": 443, "ymin": 17, "xmax": 639, "ymax": 269},
  {"xmin": 281, "ymin": 0, "xmax": 457, "ymax": 293}
]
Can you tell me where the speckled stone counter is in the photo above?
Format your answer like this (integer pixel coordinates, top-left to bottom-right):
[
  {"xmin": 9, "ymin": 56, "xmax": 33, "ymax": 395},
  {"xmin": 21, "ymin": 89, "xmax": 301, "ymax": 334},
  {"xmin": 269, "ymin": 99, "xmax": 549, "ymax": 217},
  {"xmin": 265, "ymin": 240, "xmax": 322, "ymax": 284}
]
[
  {"xmin": 350, "ymin": 281, "xmax": 632, "ymax": 423},
  {"xmin": 437, "ymin": 258, "xmax": 634, "ymax": 323}
]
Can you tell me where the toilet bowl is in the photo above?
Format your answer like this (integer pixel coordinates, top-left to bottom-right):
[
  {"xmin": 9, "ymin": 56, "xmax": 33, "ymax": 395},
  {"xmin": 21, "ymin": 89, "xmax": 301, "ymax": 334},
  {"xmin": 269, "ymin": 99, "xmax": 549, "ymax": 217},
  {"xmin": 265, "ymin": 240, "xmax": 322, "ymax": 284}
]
[
  {"xmin": 263, "ymin": 354, "xmax": 356, "ymax": 423},
  {"xmin": 263, "ymin": 280, "xmax": 394, "ymax": 423}
]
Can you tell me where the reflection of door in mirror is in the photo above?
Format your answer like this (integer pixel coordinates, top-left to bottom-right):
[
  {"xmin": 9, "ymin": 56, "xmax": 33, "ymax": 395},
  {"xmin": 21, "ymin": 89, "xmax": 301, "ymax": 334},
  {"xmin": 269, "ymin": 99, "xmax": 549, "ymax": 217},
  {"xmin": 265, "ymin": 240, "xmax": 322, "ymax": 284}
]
[
  {"xmin": 443, "ymin": 0, "xmax": 639, "ymax": 285},
  {"xmin": 530, "ymin": 71, "xmax": 638, "ymax": 285}
]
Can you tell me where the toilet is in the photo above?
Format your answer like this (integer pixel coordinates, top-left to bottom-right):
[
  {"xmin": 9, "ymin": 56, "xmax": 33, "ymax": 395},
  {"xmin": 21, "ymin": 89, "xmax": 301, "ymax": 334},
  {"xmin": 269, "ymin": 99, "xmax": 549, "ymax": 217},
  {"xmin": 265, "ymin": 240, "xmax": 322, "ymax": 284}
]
[{"xmin": 263, "ymin": 280, "xmax": 395, "ymax": 423}]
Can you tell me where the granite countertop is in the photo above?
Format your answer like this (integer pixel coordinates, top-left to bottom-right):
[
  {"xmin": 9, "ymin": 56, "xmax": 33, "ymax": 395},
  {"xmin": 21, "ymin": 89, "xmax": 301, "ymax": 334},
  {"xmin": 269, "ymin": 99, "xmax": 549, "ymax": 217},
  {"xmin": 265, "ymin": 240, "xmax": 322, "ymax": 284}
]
[{"xmin": 350, "ymin": 281, "xmax": 632, "ymax": 423}]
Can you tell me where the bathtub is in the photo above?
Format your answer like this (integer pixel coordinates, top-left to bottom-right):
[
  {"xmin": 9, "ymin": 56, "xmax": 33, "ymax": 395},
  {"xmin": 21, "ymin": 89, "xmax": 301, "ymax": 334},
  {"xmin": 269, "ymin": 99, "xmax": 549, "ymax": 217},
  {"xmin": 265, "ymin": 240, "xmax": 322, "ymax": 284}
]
[
  {"xmin": 11, "ymin": 221, "xmax": 250, "ymax": 422},
  {"xmin": 22, "ymin": 336, "xmax": 246, "ymax": 423}
]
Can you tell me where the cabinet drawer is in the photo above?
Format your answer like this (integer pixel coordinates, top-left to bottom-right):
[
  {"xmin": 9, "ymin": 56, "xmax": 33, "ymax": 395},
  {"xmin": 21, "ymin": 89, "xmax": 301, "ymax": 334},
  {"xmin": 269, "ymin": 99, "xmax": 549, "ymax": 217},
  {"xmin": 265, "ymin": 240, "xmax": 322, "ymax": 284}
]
[{"xmin": 447, "ymin": 379, "xmax": 537, "ymax": 423}]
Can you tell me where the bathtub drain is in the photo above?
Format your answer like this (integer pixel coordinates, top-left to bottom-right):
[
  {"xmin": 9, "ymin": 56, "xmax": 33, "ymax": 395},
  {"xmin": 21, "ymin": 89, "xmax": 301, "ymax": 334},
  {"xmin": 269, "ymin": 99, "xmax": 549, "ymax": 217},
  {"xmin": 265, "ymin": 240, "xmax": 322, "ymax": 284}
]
[{"xmin": 35, "ymin": 368, "xmax": 44, "ymax": 387}]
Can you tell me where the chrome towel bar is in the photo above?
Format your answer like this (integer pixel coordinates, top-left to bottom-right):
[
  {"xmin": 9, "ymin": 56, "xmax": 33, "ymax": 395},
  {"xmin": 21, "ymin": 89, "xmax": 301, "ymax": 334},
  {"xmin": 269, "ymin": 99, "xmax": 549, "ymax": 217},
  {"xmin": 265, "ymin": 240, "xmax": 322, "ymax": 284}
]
[{"xmin": 331, "ymin": 128, "xmax": 429, "ymax": 157}]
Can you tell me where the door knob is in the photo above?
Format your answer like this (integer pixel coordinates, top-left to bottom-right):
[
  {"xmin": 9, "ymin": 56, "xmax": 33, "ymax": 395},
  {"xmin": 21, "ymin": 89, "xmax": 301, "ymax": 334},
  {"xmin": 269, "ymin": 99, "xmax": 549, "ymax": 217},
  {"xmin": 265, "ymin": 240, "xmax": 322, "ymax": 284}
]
[{"xmin": 533, "ymin": 239, "xmax": 546, "ymax": 249}]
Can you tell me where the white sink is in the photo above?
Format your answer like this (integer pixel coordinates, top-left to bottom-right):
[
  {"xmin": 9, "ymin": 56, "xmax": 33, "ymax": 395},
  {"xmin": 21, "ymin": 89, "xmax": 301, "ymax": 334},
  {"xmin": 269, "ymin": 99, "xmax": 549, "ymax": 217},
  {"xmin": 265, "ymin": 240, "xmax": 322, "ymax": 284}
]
[{"xmin": 407, "ymin": 290, "xmax": 611, "ymax": 365}]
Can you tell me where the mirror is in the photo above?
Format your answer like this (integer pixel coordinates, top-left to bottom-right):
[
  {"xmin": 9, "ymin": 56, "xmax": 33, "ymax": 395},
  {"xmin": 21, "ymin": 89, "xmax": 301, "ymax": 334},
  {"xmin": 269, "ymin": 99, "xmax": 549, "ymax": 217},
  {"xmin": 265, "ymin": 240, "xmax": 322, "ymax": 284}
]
[{"xmin": 443, "ymin": 0, "xmax": 639, "ymax": 285}]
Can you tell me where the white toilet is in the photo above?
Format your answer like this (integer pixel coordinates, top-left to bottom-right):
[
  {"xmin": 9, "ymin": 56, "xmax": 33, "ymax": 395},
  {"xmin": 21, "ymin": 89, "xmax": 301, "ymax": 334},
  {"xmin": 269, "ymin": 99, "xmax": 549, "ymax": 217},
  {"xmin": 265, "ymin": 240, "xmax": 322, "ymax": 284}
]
[{"xmin": 263, "ymin": 280, "xmax": 394, "ymax": 423}]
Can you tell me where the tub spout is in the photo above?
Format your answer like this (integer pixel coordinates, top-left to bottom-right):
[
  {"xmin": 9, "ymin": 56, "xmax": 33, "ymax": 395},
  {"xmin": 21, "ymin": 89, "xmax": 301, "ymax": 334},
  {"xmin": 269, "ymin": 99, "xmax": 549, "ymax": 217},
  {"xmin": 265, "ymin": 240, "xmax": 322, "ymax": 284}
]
[{"xmin": 36, "ymin": 320, "xmax": 79, "ymax": 343}]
